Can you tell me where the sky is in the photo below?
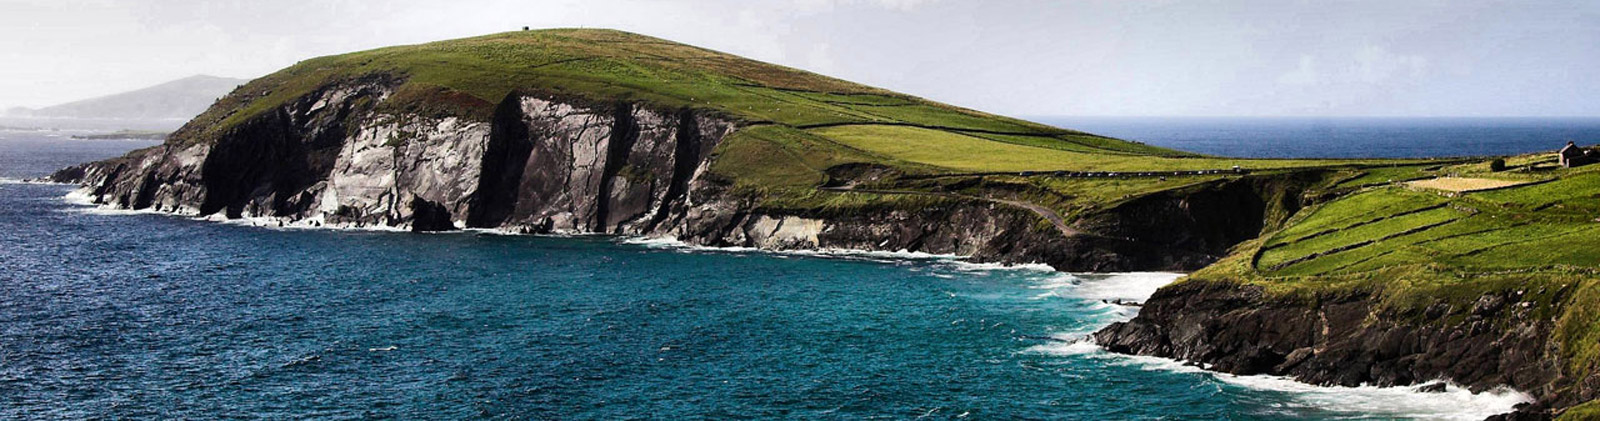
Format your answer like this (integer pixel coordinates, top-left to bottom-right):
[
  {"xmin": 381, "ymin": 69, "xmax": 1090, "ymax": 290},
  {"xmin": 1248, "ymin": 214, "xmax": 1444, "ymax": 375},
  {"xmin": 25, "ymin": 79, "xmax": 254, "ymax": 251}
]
[{"xmin": 1, "ymin": 0, "xmax": 1596, "ymax": 117}]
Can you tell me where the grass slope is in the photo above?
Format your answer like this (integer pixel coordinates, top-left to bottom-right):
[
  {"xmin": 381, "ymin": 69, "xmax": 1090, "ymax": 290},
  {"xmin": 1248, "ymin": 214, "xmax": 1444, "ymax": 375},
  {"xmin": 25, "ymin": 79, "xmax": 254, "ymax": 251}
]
[
  {"xmin": 178, "ymin": 29, "xmax": 1084, "ymax": 143},
  {"xmin": 1180, "ymin": 153, "xmax": 1600, "ymax": 414}
]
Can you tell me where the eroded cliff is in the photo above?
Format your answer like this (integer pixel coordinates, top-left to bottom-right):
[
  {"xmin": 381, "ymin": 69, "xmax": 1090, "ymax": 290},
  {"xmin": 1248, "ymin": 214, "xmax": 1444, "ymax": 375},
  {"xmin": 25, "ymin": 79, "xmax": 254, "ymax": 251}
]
[{"xmin": 55, "ymin": 72, "xmax": 1315, "ymax": 274}]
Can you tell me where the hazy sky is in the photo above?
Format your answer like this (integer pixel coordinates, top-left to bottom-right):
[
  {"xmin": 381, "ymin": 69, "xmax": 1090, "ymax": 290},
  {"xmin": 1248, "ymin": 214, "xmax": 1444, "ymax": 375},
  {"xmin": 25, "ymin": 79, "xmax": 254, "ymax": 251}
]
[{"xmin": 2, "ymin": 0, "xmax": 1596, "ymax": 116}]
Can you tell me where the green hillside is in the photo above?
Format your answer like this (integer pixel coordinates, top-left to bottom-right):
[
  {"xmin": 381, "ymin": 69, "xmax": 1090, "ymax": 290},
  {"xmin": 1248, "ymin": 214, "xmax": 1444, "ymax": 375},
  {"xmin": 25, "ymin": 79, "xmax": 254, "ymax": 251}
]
[
  {"xmin": 168, "ymin": 28, "xmax": 1444, "ymax": 218},
  {"xmin": 1243, "ymin": 156, "xmax": 1598, "ymax": 279},
  {"xmin": 1182, "ymin": 153, "xmax": 1600, "ymax": 414},
  {"xmin": 177, "ymin": 28, "xmax": 1085, "ymax": 142}
]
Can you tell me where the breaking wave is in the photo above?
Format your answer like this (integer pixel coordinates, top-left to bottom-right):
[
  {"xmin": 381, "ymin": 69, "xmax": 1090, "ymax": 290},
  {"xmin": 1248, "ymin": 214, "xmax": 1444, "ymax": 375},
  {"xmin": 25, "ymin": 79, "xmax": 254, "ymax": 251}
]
[
  {"xmin": 1023, "ymin": 271, "xmax": 1532, "ymax": 420},
  {"xmin": 622, "ymin": 235, "xmax": 964, "ymax": 263}
]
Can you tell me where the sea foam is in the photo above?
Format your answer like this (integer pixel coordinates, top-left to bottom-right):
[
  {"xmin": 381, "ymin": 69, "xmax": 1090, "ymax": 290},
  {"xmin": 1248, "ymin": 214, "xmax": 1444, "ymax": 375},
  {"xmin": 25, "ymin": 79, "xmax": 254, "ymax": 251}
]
[
  {"xmin": 1027, "ymin": 271, "xmax": 1532, "ymax": 420},
  {"xmin": 622, "ymin": 235, "xmax": 964, "ymax": 263},
  {"xmin": 0, "ymin": 177, "xmax": 66, "ymax": 185},
  {"xmin": 1037, "ymin": 341, "xmax": 1534, "ymax": 421}
]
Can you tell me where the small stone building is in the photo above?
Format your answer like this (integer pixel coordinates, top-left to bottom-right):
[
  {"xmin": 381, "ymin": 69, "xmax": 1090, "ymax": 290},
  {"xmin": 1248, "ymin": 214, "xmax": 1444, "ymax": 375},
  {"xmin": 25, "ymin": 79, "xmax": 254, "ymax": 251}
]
[{"xmin": 1559, "ymin": 141, "xmax": 1592, "ymax": 168}]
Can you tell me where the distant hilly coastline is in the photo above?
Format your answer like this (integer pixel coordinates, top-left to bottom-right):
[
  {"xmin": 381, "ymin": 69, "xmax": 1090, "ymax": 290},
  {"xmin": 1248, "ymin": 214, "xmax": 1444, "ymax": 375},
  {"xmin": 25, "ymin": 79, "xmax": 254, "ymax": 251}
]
[
  {"xmin": 4, "ymin": 75, "xmax": 247, "ymax": 121},
  {"xmin": 69, "ymin": 129, "xmax": 169, "ymax": 141}
]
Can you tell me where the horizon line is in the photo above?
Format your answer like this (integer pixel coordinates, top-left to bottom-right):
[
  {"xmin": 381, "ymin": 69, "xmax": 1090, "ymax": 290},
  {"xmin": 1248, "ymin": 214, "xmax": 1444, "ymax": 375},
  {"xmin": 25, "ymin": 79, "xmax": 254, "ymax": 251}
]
[{"xmin": 1023, "ymin": 115, "xmax": 1600, "ymax": 119}]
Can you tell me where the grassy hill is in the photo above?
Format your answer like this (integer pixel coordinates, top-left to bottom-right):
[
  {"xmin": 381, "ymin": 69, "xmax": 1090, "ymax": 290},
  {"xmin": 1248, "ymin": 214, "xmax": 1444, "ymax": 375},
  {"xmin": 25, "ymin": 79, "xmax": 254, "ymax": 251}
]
[
  {"xmin": 1221, "ymin": 154, "xmax": 1597, "ymax": 300},
  {"xmin": 158, "ymin": 28, "xmax": 1597, "ymax": 297},
  {"xmin": 178, "ymin": 29, "xmax": 1078, "ymax": 140},
  {"xmin": 171, "ymin": 28, "xmax": 1450, "ymax": 220}
]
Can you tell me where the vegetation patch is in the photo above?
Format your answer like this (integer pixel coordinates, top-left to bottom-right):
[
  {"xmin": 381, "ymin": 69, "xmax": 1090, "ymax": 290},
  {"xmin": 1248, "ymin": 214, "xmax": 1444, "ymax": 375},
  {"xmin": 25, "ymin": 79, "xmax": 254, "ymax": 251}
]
[
  {"xmin": 807, "ymin": 125, "xmax": 1421, "ymax": 174},
  {"xmin": 1176, "ymin": 156, "xmax": 1600, "ymax": 415},
  {"xmin": 1407, "ymin": 176, "xmax": 1530, "ymax": 192},
  {"xmin": 1558, "ymin": 399, "xmax": 1600, "ymax": 421}
]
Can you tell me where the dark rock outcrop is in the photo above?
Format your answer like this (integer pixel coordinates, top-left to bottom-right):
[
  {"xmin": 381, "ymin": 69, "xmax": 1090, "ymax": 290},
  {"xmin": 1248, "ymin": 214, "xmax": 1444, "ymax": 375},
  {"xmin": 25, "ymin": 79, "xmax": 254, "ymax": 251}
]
[
  {"xmin": 1079, "ymin": 174, "xmax": 1311, "ymax": 261},
  {"xmin": 409, "ymin": 197, "xmax": 455, "ymax": 232},
  {"xmin": 1094, "ymin": 279, "xmax": 1576, "ymax": 419}
]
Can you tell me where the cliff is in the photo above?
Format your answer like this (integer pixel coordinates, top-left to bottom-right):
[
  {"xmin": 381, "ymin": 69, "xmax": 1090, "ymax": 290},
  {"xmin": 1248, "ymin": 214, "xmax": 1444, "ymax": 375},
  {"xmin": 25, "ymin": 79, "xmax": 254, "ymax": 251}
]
[
  {"xmin": 51, "ymin": 28, "xmax": 1594, "ymax": 420},
  {"xmin": 51, "ymin": 73, "xmax": 1307, "ymax": 272},
  {"xmin": 1095, "ymin": 276, "xmax": 1599, "ymax": 419},
  {"xmin": 53, "ymin": 28, "xmax": 1340, "ymax": 273},
  {"xmin": 1095, "ymin": 166, "xmax": 1600, "ymax": 419}
]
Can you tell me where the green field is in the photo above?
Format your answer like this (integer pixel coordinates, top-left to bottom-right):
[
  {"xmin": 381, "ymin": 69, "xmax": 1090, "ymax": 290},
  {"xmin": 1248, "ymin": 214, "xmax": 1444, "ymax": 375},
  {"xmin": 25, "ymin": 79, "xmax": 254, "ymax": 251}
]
[
  {"xmin": 805, "ymin": 124, "xmax": 1433, "ymax": 173},
  {"xmin": 1251, "ymin": 170, "xmax": 1600, "ymax": 278},
  {"xmin": 1178, "ymin": 158, "xmax": 1600, "ymax": 417}
]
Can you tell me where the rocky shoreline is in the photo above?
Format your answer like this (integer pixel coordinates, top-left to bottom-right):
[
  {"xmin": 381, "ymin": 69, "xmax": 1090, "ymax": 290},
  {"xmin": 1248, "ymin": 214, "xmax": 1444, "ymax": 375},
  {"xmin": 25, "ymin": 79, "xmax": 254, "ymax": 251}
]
[
  {"xmin": 52, "ymin": 76, "xmax": 1563, "ymax": 420},
  {"xmin": 1093, "ymin": 278, "xmax": 1594, "ymax": 420},
  {"xmin": 49, "ymin": 77, "xmax": 1303, "ymax": 274}
]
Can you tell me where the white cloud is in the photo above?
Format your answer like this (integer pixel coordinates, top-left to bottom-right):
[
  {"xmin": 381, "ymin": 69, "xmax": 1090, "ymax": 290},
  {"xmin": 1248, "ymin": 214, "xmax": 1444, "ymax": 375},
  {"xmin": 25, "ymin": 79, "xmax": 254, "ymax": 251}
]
[
  {"xmin": 804, "ymin": 42, "xmax": 838, "ymax": 74},
  {"xmin": 789, "ymin": 0, "xmax": 938, "ymax": 13},
  {"xmin": 1353, "ymin": 45, "xmax": 1428, "ymax": 84},
  {"xmin": 863, "ymin": 0, "xmax": 938, "ymax": 11},
  {"xmin": 0, "ymin": 0, "xmax": 1593, "ymax": 116},
  {"xmin": 1277, "ymin": 55, "xmax": 1319, "ymax": 86}
]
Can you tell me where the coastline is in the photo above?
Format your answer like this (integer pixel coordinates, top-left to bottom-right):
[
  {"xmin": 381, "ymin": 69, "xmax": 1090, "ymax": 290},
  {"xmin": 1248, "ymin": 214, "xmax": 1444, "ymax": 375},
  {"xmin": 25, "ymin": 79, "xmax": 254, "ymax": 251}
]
[{"xmin": 49, "ymin": 184, "xmax": 1533, "ymax": 419}]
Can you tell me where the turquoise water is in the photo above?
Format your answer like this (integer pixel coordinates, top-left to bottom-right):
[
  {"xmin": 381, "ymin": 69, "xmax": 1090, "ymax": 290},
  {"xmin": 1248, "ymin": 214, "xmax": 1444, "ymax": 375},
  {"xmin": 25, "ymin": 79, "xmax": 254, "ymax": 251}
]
[{"xmin": 0, "ymin": 133, "xmax": 1527, "ymax": 419}]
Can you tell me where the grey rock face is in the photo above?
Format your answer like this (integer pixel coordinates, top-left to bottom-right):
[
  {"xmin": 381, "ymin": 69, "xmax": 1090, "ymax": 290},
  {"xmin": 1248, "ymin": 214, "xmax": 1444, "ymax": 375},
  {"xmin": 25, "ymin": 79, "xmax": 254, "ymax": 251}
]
[
  {"xmin": 54, "ymin": 77, "xmax": 1295, "ymax": 272},
  {"xmin": 466, "ymin": 97, "xmax": 731, "ymax": 235},
  {"xmin": 57, "ymin": 79, "xmax": 745, "ymax": 239}
]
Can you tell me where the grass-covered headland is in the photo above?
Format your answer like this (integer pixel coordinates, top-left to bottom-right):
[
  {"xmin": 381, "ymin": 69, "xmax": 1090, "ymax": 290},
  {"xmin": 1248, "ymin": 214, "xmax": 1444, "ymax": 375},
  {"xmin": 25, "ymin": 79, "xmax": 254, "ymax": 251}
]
[
  {"xmin": 1145, "ymin": 155, "xmax": 1600, "ymax": 419},
  {"xmin": 173, "ymin": 28, "xmax": 1435, "ymax": 217},
  {"xmin": 122, "ymin": 29, "xmax": 1599, "ymax": 418}
]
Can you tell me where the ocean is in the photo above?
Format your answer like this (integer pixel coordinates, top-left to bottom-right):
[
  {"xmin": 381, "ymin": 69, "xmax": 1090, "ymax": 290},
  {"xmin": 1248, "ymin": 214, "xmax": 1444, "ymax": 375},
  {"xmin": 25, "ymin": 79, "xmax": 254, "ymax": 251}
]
[
  {"xmin": 0, "ymin": 124, "xmax": 1539, "ymax": 419},
  {"xmin": 1033, "ymin": 117, "xmax": 1600, "ymax": 158}
]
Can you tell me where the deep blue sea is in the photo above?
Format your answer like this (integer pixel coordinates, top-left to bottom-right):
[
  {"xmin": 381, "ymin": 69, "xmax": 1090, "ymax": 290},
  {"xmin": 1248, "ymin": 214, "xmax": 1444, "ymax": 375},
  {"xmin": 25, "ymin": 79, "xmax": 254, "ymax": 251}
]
[
  {"xmin": 1034, "ymin": 117, "xmax": 1600, "ymax": 158},
  {"xmin": 0, "ymin": 126, "xmax": 1536, "ymax": 419}
]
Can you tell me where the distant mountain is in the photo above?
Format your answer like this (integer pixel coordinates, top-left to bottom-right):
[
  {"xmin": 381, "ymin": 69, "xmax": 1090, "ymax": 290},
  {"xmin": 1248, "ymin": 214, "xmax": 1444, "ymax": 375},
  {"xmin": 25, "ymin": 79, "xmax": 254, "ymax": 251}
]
[{"xmin": 5, "ymin": 75, "xmax": 247, "ymax": 120}]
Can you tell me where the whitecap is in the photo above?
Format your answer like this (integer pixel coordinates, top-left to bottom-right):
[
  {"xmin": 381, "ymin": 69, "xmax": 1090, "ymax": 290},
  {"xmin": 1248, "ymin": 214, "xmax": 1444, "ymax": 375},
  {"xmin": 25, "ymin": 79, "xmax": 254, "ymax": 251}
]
[
  {"xmin": 202, "ymin": 214, "xmax": 412, "ymax": 233},
  {"xmin": 947, "ymin": 261, "xmax": 1058, "ymax": 273},
  {"xmin": 462, "ymin": 227, "xmax": 523, "ymax": 236},
  {"xmin": 1020, "ymin": 272, "xmax": 1180, "ymax": 322},
  {"xmin": 61, "ymin": 189, "xmax": 97, "ymax": 206},
  {"xmin": 0, "ymin": 177, "xmax": 70, "ymax": 185},
  {"xmin": 1058, "ymin": 272, "xmax": 1183, "ymax": 303},
  {"xmin": 621, "ymin": 235, "xmax": 965, "ymax": 263},
  {"xmin": 621, "ymin": 235, "xmax": 691, "ymax": 248}
]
